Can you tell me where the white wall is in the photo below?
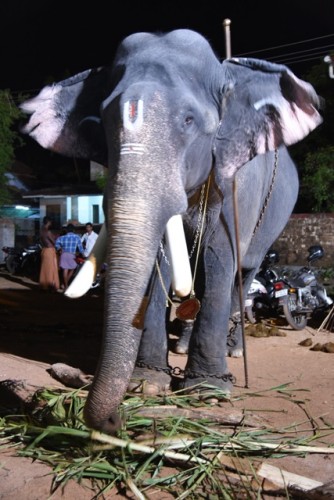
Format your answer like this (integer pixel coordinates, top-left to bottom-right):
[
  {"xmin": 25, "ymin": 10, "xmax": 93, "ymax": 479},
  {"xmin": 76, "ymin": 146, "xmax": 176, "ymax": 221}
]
[
  {"xmin": 77, "ymin": 195, "xmax": 104, "ymax": 224},
  {"xmin": 0, "ymin": 219, "xmax": 15, "ymax": 264},
  {"xmin": 37, "ymin": 193, "xmax": 104, "ymax": 228}
]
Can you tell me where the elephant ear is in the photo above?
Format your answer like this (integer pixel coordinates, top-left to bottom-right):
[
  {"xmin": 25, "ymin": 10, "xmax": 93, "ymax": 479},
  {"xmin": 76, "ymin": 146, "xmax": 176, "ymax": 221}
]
[
  {"xmin": 20, "ymin": 67, "xmax": 110, "ymax": 164},
  {"xmin": 213, "ymin": 57, "xmax": 323, "ymax": 181}
]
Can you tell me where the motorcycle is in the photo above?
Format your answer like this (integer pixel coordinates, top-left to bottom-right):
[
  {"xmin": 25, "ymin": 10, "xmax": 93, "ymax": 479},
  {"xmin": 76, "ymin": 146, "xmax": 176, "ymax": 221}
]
[
  {"xmin": 246, "ymin": 245, "xmax": 333, "ymax": 330},
  {"xmin": 245, "ymin": 249, "xmax": 284, "ymax": 324},
  {"xmin": 2, "ymin": 243, "xmax": 42, "ymax": 281},
  {"xmin": 278, "ymin": 245, "xmax": 333, "ymax": 330}
]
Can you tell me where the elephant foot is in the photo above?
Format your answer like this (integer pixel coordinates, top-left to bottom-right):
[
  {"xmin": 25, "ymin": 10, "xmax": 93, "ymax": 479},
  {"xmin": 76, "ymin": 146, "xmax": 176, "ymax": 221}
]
[
  {"xmin": 128, "ymin": 366, "xmax": 171, "ymax": 396},
  {"xmin": 229, "ymin": 347, "xmax": 244, "ymax": 358},
  {"xmin": 179, "ymin": 372, "xmax": 235, "ymax": 402},
  {"xmin": 174, "ymin": 342, "xmax": 188, "ymax": 354},
  {"xmin": 173, "ymin": 320, "xmax": 194, "ymax": 355}
]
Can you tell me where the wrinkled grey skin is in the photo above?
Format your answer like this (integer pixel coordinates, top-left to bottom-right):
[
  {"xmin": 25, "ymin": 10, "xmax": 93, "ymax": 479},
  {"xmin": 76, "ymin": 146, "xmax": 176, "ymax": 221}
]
[{"xmin": 20, "ymin": 29, "xmax": 322, "ymax": 434}]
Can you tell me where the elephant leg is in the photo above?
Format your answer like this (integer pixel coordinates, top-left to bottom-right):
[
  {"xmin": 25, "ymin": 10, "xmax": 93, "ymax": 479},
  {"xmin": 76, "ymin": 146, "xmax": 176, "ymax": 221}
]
[
  {"xmin": 181, "ymin": 247, "xmax": 236, "ymax": 398},
  {"xmin": 128, "ymin": 257, "xmax": 172, "ymax": 395},
  {"xmin": 174, "ymin": 319, "xmax": 194, "ymax": 354},
  {"xmin": 183, "ymin": 303, "xmax": 236, "ymax": 398}
]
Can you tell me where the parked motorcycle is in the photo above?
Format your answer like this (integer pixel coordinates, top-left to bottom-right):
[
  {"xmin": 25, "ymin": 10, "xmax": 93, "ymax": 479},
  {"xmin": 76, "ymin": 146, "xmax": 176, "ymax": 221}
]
[
  {"xmin": 279, "ymin": 245, "xmax": 333, "ymax": 330},
  {"xmin": 245, "ymin": 249, "xmax": 283, "ymax": 324},
  {"xmin": 246, "ymin": 245, "xmax": 333, "ymax": 330},
  {"xmin": 2, "ymin": 243, "xmax": 42, "ymax": 281}
]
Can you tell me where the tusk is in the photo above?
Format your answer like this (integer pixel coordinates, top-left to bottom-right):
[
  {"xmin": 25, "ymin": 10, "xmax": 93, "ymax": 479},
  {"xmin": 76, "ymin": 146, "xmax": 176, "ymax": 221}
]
[
  {"xmin": 165, "ymin": 214, "xmax": 192, "ymax": 297},
  {"xmin": 65, "ymin": 222, "xmax": 107, "ymax": 299}
]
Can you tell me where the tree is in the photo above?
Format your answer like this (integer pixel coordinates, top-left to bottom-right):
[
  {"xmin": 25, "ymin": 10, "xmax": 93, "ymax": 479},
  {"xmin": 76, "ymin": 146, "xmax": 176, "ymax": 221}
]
[
  {"xmin": 0, "ymin": 89, "xmax": 23, "ymax": 204},
  {"xmin": 290, "ymin": 60, "xmax": 334, "ymax": 212},
  {"xmin": 300, "ymin": 146, "xmax": 334, "ymax": 212}
]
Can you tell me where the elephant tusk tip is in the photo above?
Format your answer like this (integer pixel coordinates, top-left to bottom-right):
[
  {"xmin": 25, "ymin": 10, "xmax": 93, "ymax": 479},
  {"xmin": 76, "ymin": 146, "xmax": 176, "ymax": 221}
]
[
  {"xmin": 65, "ymin": 259, "xmax": 96, "ymax": 298},
  {"xmin": 64, "ymin": 289, "xmax": 84, "ymax": 299}
]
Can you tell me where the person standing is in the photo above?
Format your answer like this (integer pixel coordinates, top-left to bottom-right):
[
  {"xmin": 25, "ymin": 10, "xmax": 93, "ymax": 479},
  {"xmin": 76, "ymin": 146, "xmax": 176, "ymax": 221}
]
[
  {"xmin": 81, "ymin": 222, "xmax": 98, "ymax": 258},
  {"xmin": 39, "ymin": 216, "xmax": 60, "ymax": 292},
  {"xmin": 55, "ymin": 224, "xmax": 84, "ymax": 290}
]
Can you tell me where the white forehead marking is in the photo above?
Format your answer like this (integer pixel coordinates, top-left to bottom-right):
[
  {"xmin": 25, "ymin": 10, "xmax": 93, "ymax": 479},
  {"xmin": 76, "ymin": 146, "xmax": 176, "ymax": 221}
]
[
  {"xmin": 123, "ymin": 99, "xmax": 144, "ymax": 130},
  {"xmin": 120, "ymin": 143, "xmax": 147, "ymax": 155}
]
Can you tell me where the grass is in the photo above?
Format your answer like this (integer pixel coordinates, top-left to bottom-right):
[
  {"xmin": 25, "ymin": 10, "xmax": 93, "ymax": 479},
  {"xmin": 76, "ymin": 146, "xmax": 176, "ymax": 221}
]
[{"xmin": 1, "ymin": 383, "xmax": 334, "ymax": 499}]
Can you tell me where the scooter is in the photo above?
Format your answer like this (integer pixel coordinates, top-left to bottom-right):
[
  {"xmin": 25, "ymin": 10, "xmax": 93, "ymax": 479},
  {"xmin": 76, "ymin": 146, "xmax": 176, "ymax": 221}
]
[{"xmin": 2, "ymin": 243, "xmax": 42, "ymax": 280}]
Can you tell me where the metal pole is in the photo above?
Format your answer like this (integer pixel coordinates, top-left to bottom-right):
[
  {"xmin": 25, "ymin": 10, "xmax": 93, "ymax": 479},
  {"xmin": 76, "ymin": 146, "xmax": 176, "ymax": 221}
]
[
  {"xmin": 222, "ymin": 18, "xmax": 249, "ymax": 388},
  {"xmin": 223, "ymin": 18, "xmax": 232, "ymax": 58}
]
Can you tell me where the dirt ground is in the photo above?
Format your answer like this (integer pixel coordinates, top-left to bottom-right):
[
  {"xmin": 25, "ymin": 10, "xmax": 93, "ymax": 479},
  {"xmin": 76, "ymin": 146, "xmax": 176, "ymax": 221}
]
[{"xmin": 1, "ymin": 268, "xmax": 334, "ymax": 499}]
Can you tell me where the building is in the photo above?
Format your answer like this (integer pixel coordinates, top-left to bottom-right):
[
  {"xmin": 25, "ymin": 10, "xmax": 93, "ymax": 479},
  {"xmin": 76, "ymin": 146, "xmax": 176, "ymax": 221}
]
[
  {"xmin": 22, "ymin": 161, "xmax": 106, "ymax": 230},
  {"xmin": 0, "ymin": 161, "xmax": 105, "ymax": 262},
  {"xmin": 22, "ymin": 183, "xmax": 104, "ymax": 230}
]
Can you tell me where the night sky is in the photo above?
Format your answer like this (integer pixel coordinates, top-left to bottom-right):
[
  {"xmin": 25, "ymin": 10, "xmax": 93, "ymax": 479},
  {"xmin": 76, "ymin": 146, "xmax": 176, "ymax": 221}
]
[{"xmin": 1, "ymin": 0, "xmax": 333, "ymax": 95}]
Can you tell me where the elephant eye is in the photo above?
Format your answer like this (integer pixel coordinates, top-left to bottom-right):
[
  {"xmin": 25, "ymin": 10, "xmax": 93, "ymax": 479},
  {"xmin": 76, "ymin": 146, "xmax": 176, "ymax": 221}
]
[{"xmin": 184, "ymin": 115, "xmax": 194, "ymax": 126}]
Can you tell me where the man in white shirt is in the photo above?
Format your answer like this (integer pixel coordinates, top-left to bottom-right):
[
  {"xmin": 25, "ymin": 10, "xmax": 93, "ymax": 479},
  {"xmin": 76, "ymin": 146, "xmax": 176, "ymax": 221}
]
[{"xmin": 81, "ymin": 222, "xmax": 98, "ymax": 258}]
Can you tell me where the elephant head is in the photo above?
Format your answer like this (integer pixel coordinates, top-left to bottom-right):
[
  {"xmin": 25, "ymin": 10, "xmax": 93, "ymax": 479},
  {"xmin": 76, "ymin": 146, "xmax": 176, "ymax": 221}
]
[{"xmin": 20, "ymin": 29, "xmax": 322, "ymax": 433}]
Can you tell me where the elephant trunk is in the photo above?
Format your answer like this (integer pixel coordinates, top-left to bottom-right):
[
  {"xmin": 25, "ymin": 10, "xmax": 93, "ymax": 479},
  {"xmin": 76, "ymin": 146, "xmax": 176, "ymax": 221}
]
[
  {"xmin": 83, "ymin": 95, "xmax": 188, "ymax": 433},
  {"xmin": 83, "ymin": 200, "xmax": 171, "ymax": 434}
]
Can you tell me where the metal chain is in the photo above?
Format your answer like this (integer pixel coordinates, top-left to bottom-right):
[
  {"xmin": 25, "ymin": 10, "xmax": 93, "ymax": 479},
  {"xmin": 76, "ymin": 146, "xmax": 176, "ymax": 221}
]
[
  {"xmin": 188, "ymin": 183, "xmax": 206, "ymax": 259},
  {"xmin": 184, "ymin": 370, "xmax": 236, "ymax": 383},
  {"xmin": 155, "ymin": 259, "xmax": 174, "ymax": 306},
  {"xmin": 136, "ymin": 361, "xmax": 183, "ymax": 376},
  {"xmin": 159, "ymin": 240, "xmax": 170, "ymax": 266},
  {"xmin": 135, "ymin": 361, "xmax": 236, "ymax": 382},
  {"xmin": 227, "ymin": 315, "xmax": 241, "ymax": 347},
  {"xmin": 253, "ymin": 149, "xmax": 278, "ymax": 236}
]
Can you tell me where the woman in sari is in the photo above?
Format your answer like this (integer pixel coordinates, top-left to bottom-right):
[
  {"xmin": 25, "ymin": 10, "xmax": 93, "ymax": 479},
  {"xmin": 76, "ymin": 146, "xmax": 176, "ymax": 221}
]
[{"xmin": 39, "ymin": 216, "xmax": 60, "ymax": 291}]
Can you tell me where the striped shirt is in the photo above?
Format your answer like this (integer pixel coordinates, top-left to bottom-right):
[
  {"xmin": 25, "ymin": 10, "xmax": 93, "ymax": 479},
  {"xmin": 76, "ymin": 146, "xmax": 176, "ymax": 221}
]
[{"xmin": 55, "ymin": 232, "xmax": 84, "ymax": 254}]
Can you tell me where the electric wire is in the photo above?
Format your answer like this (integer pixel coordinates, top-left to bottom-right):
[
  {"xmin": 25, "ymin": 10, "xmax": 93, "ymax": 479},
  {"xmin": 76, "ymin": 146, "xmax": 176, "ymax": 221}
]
[
  {"xmin": 5, "ymin": 33, "xmax": 334, "ymax": 103},
  {"xmin": 236, "ymin": 33, "xmax": 334, "ymax": 57},
  {"xmin": 234, "ymin": 33, "xmax": 334, "ymax": 68}
]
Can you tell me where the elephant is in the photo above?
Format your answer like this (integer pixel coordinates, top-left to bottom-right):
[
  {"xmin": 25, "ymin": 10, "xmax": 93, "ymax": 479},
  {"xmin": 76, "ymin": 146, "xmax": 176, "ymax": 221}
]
[{"xmin": 20, "ymin": 29, "xmax": 322, "ymax": 434}]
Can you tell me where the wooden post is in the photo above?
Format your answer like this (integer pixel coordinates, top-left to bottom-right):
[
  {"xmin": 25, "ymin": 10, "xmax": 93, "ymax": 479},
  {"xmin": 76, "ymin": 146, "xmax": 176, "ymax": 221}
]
[{"xmin": 222, "ymin": 18, "xmax": 249, "ymax": 388}]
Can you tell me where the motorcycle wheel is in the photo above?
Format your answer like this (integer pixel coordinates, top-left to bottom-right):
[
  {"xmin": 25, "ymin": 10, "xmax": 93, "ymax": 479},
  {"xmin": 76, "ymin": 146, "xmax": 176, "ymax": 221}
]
[
  {"xmin": 282, "ymin": 292, "xmax": 308, "ymax": 330},
  {"xmin": 21, "ymin": 254, "xmax": 40, "ymax": 282},
  {"xmin": 5, "ymin": 255, "xmax": 19, "ymax": 274}
]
